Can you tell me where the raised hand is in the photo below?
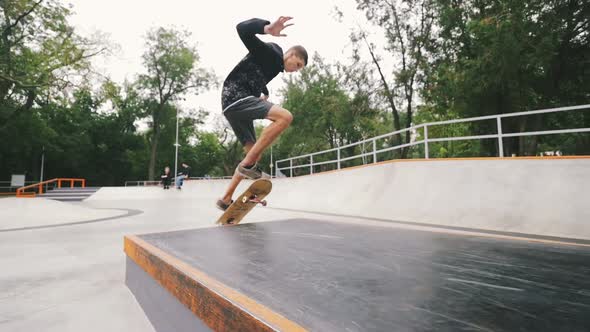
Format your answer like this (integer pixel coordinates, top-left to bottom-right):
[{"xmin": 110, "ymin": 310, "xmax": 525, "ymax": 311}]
[{"xmin": 264, "ymin": 16, "xmax": 294, "ymax": 37}]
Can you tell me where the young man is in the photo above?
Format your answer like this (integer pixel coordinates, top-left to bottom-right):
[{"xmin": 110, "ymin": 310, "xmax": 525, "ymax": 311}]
[
  {"xmin": 216, "ymin": 16, "xmax": 308, "ymax": 210},
  {"xmin": 176, "ymin": 163, "xmax": 191, "ymax": 189}
]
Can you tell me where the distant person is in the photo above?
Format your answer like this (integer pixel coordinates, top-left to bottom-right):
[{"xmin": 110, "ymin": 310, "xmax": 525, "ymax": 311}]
[
  {"xmin": 176, "ymin": 163, "xmax": 191, "ymax": 189},
  {"xmin": 161, "ymin": 166, "xmax": 172, "ymax": 190},
  {"xmin": 216, "ymin": 16, "xmax": 308, "ymax": 211}
]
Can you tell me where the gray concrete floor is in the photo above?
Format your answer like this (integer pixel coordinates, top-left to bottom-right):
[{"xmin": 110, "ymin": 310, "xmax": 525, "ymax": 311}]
[
  {"xmin": 1, "ymin": 180, "xmax": 585, "ymax": 332},
  {"xmin": 0, "ymin": 192, "xmax": 338, "ymax": 332}
]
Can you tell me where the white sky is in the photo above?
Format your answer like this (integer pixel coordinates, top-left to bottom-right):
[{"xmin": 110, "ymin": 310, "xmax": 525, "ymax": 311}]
[{"xmin": 63, "ymin": 0, "xmax": 375, "ymax": 130}]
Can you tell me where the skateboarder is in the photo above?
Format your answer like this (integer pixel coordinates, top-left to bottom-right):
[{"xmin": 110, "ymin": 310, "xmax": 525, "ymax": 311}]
[
  {"xmin": 216, "ymin": 16, "xmax": 308, "ymax": 211},
  {"xmin": 176, "ymin": 163, "xmax": 191, "ymax": 189}
]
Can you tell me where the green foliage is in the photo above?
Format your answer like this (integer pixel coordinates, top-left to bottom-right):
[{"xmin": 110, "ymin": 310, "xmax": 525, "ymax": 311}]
[
  {"xmin": 1, "ymin": 0, "xmax": 588, "ymax": 187},
  {"xmin": 425, "ymin": 0, "xmax": 590, "ymax": 156},
  {"xmin": 137, "ymin": 26, "xmax": 216, "ymax": 180},
  {"xmin": 271, "ymin": 54, "xmax": 385, "ymax": 175},
  {"xmin": 0, "ymin": 0, "xmax": 105, "ymax": 128},
  {"xmin": 189, "ymin": 132, "xmax": 224, "ymax": 176}
]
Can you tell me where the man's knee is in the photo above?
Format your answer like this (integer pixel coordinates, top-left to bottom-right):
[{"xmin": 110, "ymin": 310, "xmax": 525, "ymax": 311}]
[
  {"xmin": 267, "ymin": 106, "xmax": 293, "ymax": 126},
  {"xmin": 282, "ymin": 109, "xmax": 293, "ymax": 125}
]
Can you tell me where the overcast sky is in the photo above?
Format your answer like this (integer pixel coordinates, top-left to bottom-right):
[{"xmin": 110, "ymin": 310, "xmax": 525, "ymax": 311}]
[{"xmin": 62, "ymin": 0, "xmax": 374, "ymax": 129}]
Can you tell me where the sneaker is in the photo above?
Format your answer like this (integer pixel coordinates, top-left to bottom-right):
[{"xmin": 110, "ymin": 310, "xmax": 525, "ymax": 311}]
[
  {"xmin": 236, "ymin": 163, "xmax": 270, "ymax": 179},
  {"xmin": 216, "ymin": 199, "xmax": 234, "ymax": 211}
]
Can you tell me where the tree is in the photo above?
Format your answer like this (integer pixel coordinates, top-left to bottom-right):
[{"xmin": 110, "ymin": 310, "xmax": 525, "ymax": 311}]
[
  {"xmin": 138, "ymin": 27, "xmax": 215, "ymax": 180},
  {"xmin": 0, "ymin": 0, "xmax": 106, "ymax": 130},
  {"xmin": 190, "ymin": 132, "xmax": 224, "ymax": 176},
  {"xmin": 274, "ymin": 54, "xmax": 383, "ymax": 173},
  {"xmin": 213, "ymin": 117, "xmax": 244, "ymax": 176},
  {"xmin": 351, "ymin": 0, "xmax": 437, "ymax": 158},
  {"xmin": 426, "ymin": 0, "xmax": 590, "ymax": 156}
]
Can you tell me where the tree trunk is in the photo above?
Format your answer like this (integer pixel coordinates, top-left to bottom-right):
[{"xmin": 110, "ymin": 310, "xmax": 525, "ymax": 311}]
[
  {"xmin": 401, "ymin": 90, "xmax": 414, "ymax": 159},
  {"xmin": 148, "ymin": 125, "xmax": 160, "ymax": 181},
  {"xmin": 148, "ymin": 104, "xmax": 163, "ymax": 180}
]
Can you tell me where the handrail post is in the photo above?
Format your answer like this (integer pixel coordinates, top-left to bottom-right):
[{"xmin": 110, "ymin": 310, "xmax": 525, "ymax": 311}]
[
  {"xmin": 497, "ymin": 117, "xmax": 504, "ymax": 157},
  {"xmin": 38, "ymin": 183, "xmax": 43, "ymax": 195},
  {"xmin": 289, "ymin": 160, "xmax": 293, "ymax": 178},
  {"xmin": 372, "ymin": 139, "xmax": 377, "ymax": 163},
  {"xmin": 337, "ymin": 148, "xmax": 341, "ymax": 169},
  {"xmin": 58, "ymin": 179, "xmax": 62, "ymax": 188},
  {"xmin": 424, "ymin": 125, "xmax": 430, "ymax": 159},
  {"xmin": 310, "ymin": 155, "xmax": 314, "ymax": 175},
  {"xmin": 70, "ymin": 179, "xmax": 74, "ymax": 188}
]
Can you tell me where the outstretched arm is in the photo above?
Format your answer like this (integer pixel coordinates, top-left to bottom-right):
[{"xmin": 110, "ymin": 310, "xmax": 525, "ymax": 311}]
[
  {"xmin": 236, "ymin": 17, "xmax": 294, "ymax": 54},
  {"xmin": 236, "ymin": 18, "xmax": 270, "ymax": 54}
]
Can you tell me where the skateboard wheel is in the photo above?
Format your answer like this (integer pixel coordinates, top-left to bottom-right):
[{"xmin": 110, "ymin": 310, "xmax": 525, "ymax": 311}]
[
  {"xmin": 241, "ymin": 196, "xmax": 248, "ymax": 203},
  {"xmin": 261, "ymin": 200, "xmax": 267, "ymax": 206}
]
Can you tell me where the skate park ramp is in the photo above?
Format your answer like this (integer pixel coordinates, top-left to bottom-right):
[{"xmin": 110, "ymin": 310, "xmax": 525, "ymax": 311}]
[
  {"xmin": 268, "ymin": 157, "xmax": 590, "ymax": 241},
  {"xmin": 0, "ymin": 197, "xmax": 129, "ymax": 231},
  {"xmin": 95, "ymin": 157, "xmax": 590, "ymax": 240},
  {"xmin": 120, "ymin": 157, "xmax": 590, "ymax": 332},
  {"xmin": 2, "ymin": 157, "xmax": 589, "ymax": 331}
]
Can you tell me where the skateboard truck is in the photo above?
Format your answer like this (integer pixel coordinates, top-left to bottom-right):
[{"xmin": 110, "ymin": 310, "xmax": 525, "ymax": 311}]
[{"xmin": 242, "ymin": 195, "xmax": 267, "ymax": 206}]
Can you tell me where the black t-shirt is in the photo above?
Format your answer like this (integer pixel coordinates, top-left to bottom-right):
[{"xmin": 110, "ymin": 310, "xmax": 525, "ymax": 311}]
[
  {"xmin": 179, "ymin": 166, "xmax": 191, "ymax": 177},
  {"xmin": 221, "ymin": 18, "xmax": 284, "ymax": 110}
]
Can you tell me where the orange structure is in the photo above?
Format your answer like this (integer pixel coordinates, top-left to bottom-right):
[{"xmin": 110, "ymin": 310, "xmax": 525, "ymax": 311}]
[{"xmin": 16, "ymin": 178, "xmax": 86, "ymax": 198}]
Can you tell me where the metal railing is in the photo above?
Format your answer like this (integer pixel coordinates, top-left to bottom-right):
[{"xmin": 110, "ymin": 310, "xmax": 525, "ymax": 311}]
[
  {"xmin": 124, "ymin": 176, "xmax": 233, "ymax": 187},
  {"xmin": 276, "ymin": 104, "xmax": 590, "ymax": 177},
  {"xmin": 16, "ymin": 178, "xmax": 86, "ymax": 198}
]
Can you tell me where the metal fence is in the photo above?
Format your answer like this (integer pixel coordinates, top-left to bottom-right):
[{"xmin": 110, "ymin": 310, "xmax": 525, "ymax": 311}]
[
  {"xmin": 124, "ymin": 176, "xmax": 233, "ymax": 187},
  {"xmin": 276, "ymin": 104, "xmax": 590, "ymax": 177}
]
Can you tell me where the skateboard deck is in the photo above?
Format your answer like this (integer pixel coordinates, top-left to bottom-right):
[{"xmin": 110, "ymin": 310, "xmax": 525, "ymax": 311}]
[{"xmin": 216, "ymin": 179, "xmax": 272, "ymax": 225}]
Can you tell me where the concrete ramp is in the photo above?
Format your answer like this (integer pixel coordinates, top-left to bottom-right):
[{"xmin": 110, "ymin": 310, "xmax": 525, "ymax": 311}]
[
  {"xmin": 88, "ymin": 180, "xmax": 233, "ymax": 201},
  {"xmin": 0, "ymin": 197, "xmax": 125, "ymax": 231},
  {"xmin": 269, "ymin": 158, "xmax": 590, "ymax": 240}
]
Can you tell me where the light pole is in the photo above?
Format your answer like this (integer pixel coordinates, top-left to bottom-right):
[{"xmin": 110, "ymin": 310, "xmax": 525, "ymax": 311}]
[
  {"xmin": 270, "ymin": 145, "xmax": 273, "ymax": 178},
  {"xmin": 40, "ymin": 146, "xmax": 45, "ymax": 182},
  {"xmin": 174, "ymin": 110, "xmax": 180, "ymax": 187}
]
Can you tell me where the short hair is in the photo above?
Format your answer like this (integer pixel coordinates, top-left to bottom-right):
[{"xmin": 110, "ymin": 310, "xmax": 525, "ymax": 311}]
[{"xmin": 288, "ymin": 45, "xmax": 308, "ymax": 66}]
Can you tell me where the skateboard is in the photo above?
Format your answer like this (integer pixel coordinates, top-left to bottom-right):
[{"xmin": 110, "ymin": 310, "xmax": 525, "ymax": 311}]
[{"xmin": 216, "ymin": 179, "xmax": 272, "ymax": 225}]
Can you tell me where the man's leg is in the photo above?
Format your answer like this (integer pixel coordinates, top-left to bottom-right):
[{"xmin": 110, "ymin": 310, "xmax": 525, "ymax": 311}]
[
  {"xmin": 241, "ymin": 105, "xmax": 292, "ymax": 166},
  {"xmin": 220, "ymin": 142, "xmax": 255, "ymax": 204}
]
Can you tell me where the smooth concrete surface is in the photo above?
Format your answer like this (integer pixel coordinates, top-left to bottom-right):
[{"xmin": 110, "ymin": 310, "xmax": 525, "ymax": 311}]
[
  {"xmin": 1, "ymin": 158, "xmax": 588, "ymax": 331},
  {"xmin": 0, "ymin": 198, "xmax": 124, "ymax": 230},
  {"xmin": 0, "ymin": 180, "xmax": 340, "ymax": 332},
  {"xmin": 270, "ymin": 158, "xmax": 590, "ymax": 240},
  {"xmin": 136, "ymin": 219, "xmax": 590, "ymax": 331}
]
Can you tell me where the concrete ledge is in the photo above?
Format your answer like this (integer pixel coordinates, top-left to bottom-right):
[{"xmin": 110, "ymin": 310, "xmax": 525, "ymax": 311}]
[
  {"xmin": 124, "ymin": 235, "xmax": 305, "ymax": 332},
  {"xmin": 126, "ymin": 256, "xmax": 212, "ymax": 332},
  {"xmin": 124, "ymin": 219, "xmax": 590, "ymax": 331}
]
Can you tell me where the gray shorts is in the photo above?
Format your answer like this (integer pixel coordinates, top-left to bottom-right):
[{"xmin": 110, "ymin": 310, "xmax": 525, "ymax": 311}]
[{"xmin": 223, "ymin": 96, "xmax": 273, "ymax": 145}]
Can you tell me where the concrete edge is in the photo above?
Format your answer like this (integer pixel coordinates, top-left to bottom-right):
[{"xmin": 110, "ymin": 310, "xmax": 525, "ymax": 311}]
[
  {"xmin": 276, "ymin": 155, "xmax": 590, "ymax": 179},
  {"xmin": 125, "ymin": 256, "xmax": 213, "ymax": 332},
  {"xmin": 123, "ymin": 235, "xmax": 307, "ymax": 332}
]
